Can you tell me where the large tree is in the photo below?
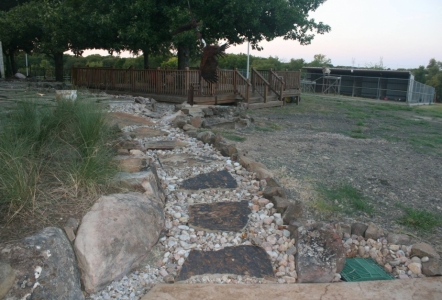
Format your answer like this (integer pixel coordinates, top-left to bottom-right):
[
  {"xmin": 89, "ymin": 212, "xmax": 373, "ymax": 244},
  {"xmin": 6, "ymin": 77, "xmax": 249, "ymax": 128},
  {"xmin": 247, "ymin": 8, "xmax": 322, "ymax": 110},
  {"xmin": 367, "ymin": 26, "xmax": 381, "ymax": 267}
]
[{"xmin": 0, "ymin": 2, "xmax": 42, "ymax": 75}]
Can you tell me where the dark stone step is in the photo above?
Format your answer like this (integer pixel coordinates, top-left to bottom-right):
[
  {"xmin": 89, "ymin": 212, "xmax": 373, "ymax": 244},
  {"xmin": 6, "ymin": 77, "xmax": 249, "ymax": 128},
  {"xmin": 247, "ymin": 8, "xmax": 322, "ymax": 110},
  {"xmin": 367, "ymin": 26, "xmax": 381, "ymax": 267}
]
[
  {"xmin": 177, "ymin": 245, "xmax": 274, "ymax": 281},
  {"xmin": 189, "ymin": 201, "xmax": 251, "ymax": 232},
  {"xmin": 181, "ymin": 170, "xmax": 237, "ymax": 190}
]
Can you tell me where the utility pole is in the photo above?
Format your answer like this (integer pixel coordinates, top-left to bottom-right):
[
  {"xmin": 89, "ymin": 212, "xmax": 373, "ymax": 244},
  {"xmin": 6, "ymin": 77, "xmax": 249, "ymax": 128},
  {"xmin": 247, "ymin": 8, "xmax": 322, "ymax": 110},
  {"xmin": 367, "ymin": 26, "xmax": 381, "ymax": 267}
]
[
  {"xmin": 0, "ymin": 41, "xmax": 5, "ymax": 79},
  {"xmin": 246, "ymin": 41, "xmax": 250, "ymax": 79}
]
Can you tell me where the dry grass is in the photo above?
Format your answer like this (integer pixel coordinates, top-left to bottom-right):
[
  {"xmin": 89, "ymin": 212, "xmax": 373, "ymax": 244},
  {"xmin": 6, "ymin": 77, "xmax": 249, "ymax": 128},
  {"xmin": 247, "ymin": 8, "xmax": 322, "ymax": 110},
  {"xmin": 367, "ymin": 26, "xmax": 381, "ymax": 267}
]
[{"xmin": 0, "ymin": 98, "xmax": 123, "ymax": 242}]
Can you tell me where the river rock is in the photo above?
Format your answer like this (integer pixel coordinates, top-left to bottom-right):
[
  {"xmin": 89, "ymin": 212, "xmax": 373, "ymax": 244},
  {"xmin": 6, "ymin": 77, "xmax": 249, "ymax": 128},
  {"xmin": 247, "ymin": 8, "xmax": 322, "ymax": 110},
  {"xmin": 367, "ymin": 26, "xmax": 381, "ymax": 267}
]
[{"xmin": 74, "ymin": 193, "xmax": 165, "ymax": 293}]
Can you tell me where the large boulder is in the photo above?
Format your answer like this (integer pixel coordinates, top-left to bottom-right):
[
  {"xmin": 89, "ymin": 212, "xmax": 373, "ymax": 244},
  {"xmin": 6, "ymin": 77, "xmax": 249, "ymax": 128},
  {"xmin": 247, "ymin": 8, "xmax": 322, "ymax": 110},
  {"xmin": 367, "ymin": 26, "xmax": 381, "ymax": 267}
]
[
  {"xmin": 0, "ymin": 227, "xmax": 84, "ymax": 300},
  {"xmin": 422, "ymin": 258, "xmax": 442, "ymax": 276},
  {"xmin": 411, "ymin": 243, "xmax": 441, "ymax": 259},
  {"xmin": 364, "ymin": 222, "xmax": 384, "ymax": 240},
  {"xmin": 296, "ymin": 223, "xmax": 346, "ymax": 283},
  {"xmin": 74, "ymin": 193, "xmax": 165, "ymax": 293},
  {"xmin": 387, "ymin": 233, "xmax": 411, "ymax": 245},
  {"xmin": 114, "ymin": 163, "xmax": 165, "ymax": 204}
]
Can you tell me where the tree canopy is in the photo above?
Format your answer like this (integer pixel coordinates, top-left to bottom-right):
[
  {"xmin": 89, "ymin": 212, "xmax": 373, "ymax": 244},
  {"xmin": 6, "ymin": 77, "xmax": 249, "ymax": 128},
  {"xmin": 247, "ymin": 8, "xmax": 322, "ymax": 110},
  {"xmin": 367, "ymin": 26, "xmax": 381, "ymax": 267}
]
[{"xmin": 0, "ymin": 0, "xmax": 331, "ymax": 79}]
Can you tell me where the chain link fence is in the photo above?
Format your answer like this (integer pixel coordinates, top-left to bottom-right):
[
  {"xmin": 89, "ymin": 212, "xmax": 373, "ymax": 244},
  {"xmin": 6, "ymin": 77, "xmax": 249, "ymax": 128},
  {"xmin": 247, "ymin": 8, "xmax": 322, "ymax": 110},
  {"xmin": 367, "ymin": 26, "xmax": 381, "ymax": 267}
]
[{"xmin": 301, "ymin": 72, "xmax": 435, "ymax": 105}]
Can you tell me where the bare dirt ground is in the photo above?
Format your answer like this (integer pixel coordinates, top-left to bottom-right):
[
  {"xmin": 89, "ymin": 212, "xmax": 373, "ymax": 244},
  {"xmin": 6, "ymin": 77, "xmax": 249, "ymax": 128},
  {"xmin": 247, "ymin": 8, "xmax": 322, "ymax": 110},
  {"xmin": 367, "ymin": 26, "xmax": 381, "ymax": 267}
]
[{"xmin": 235, "ymin": 94, "xmax": 442, "ymax": 253}]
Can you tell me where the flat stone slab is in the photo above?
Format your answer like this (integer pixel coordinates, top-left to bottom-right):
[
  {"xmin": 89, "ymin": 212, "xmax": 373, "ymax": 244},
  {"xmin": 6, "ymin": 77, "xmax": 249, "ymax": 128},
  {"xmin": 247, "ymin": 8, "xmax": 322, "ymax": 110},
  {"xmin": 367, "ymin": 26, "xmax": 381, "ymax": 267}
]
[
  {"xmin": 130, "ymin": 127, "xmax": 167, "ymax": 139},
  {"xmin": 145, "ymin": 140, "xmax": 188, "ymax": 150},
  {"xmin": 189, "ymin": 201, "xmax": 251, "ymax": 232},
  {"xmin": 159, "ymin": 153, "xmax": 217, "ymax": 170},
  {"xmin": 108, "ymin": 112, "xmax": 154, "ymax": 127},
  {"xmin": 143, "ymin": 277, "xmax": 442, "ymax": 300},
  {"xmin": 181, "ymin": 170, "xmax": 237, "ymax": 190},
  {"xmin": 176, "ymin": 246, "xmax": 273, "ymax": 281}
]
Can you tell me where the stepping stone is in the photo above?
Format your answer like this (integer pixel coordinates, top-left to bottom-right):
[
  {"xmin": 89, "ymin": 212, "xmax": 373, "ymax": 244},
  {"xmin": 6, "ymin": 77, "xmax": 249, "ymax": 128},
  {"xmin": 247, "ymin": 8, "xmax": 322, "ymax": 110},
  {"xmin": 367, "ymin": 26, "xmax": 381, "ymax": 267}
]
[
  {"xmin": 108, "ymin": 112, "xmax": 154, "ymax": 127},
  {"xmin": 130, "ymin": 127, "xmax": 168, "ymax": 139},
  {"xmin": 189, "ymin": 201, "xmax": 250, "ymax": 232},
  {"xmin": 114, "ymin": 156, "xmax": 149, "ymax": 173},
  {"xmin": 159, "ymin": 153, "xmax": 217, "ymax": 169},
  {"xmin": 176, "ymin": 245, "xmax": 274, "ymax": 281},
  {"xmin": 145, "ymin": 140, "xmax": 188, "ymax": 150},
  {"xmin": 181, "ymin": 170, "xmax": 237, "ymax": 190}
]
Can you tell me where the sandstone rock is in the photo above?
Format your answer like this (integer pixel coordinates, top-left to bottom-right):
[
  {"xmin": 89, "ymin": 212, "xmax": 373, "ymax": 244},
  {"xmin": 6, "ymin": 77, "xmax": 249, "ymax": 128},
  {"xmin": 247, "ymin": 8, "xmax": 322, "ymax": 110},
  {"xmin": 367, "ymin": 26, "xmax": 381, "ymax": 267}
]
[
  {"xmin": 263, "ymin": 186, "xmax": 288, "ymax": 201},
  {"xmin": 197, "ymin": 131, "xmax": 216, "ymax": 145},
  {"xmin": 190, "ymin": 116, "xmax": 202, "ymax": 128},
  {"xmin": 218, "ymin": 142, "xmax": 238, "ymax": 159},
  {"xmin": 74, "ymin": 193, "xmax": 165, "ymax": 293},
  {"xmin": 265, "ymin": 177, "xmax": 283, "ymax": 188},
  {"xmin": 202, "ymin": 108, "xmax": 214, "ymax": 117},
  {"xmin": 364, "ymin": 223, "xmax": 383, "ymax": 240},
  {"xmin": 172, "ymin": 116, "xmax": 187, "ymax": 128},
  {"xmin": 0, "ymin": 262, "xmax": 14, "ymax": 299},
  {"xmin": 335, "ymin": 223, "xmax": 351, "ymax": 239},
  {"xmin": 183, "ymin": 124, "xmax": 196, "ymax": 131},
  {"xmin": 351, "ymin": 223, "xmax": 368, "ymax": 237},
  {"xmin": 282, "ymin": 201, "xmax": 303, "ymax": 224},
  {"xmin": 0, "ymin": 227, "xmax": 84, "ymax": 300},
  {"xmin": 407, "ymin": 262, "xmax": 422, "ymax": 275},
  {"xmin": 115, "ymin": 156, "xmax": 149, "ymax": 173},
  {"xmin": 296, "ymin": 223, "xmax": 346, "ymax": 283},
  {"xmin": 387, "ymin": 233, "xmax": 411, "ymax": 245},
  {"xmin": 411, "ymin": 243, "xmax": 440, "ymax": 259},
  {"xmin": 270, "ymin": 196, "xmax": 290, "ymax": 214},
  {"xmin": 186, "ymin": 130, "xmax": 198, "ymax": 138},
  {"xmin": 422, "ymin": 258, "xmax": 442, "ymax": 276}
]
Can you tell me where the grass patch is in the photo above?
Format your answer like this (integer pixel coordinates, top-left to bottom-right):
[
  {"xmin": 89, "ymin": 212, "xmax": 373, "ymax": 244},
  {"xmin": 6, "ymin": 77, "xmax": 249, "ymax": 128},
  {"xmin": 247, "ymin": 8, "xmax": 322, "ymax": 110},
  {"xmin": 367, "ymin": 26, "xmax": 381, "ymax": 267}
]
[
  {"xmin": 357, "ymin": 120, "xmax": 365, "ymax": 126},
  {"xmin": 0, "ymin": 98, "xmax": 118, "ymax": 223},
  {"xmin": 396, "ymin": 204, "xmax": 442, "ymax": 230},
  {"xmin": 222, "ymin": 133, "xmax": 246, "ymax": 142},
  {"xmin": 315, "ymin": 184, "xmax": 374, "ymax": 215},
  {"xmin": 409, "ymin": 134, "xmax": 442, "ymax": 149}
]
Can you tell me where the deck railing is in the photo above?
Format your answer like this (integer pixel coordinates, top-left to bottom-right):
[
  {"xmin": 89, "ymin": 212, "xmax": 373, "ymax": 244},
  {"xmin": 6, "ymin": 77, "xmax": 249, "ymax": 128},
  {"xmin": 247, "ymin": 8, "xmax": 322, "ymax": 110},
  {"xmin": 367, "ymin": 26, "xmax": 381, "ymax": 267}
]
[
  {"xmin": 233, "ymin": 68, "xmax": 251, "ymax": 103},
  {"xmin": 275, "ymin": 70, "xmax": 301, "ymax": 90},
  {"xmin": 251, "ymin": 68, "xmax": 270, "ymax": 102},
  {"xmin": 72, "ymin": 66, "xmax": 300, "ymax": 103},
  {"xmin": 72, "ymin": 67, "xmax": 238, "ymax": 97}
]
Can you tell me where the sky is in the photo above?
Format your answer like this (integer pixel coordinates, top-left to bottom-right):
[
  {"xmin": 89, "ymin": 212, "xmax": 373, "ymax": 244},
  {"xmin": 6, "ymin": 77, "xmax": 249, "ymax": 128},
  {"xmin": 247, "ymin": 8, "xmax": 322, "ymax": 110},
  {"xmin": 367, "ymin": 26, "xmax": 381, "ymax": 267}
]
[{"xmin": 80, "ymin": 0, "xmax": 442, "ymax": 70}]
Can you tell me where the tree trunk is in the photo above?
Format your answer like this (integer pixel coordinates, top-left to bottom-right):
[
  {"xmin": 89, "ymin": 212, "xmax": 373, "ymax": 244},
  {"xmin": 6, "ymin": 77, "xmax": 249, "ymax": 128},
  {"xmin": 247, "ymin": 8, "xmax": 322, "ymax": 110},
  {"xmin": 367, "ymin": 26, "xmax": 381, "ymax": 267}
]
[
  {"xmin": 177, "ymin": 45, "xmax": 190, "ymax": 70},
  {"xmin": 54, "ymin": 51, "xmax": 64, "ymax": 82},
  {"xmin": 142, "ymin": 49, "xmax": 149, "ymax": 69},
  {"xmin": 8, "ymin": 49, "xmax": 17, "ymax": 75}
]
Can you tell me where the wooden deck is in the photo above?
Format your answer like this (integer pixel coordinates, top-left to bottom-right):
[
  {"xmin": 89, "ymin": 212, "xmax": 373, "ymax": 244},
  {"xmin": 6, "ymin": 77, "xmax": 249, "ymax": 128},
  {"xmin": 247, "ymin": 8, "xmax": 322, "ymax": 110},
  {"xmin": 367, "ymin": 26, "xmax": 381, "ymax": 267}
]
[{"xmin": 71, "ymin": 67, "xmax": 301, "ymax": 109}]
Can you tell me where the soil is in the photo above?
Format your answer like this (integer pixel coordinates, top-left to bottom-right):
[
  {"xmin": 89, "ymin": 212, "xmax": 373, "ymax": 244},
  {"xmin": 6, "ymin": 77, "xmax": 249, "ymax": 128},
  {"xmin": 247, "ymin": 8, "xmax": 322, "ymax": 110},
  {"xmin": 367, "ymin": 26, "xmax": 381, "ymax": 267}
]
[{"xmin": 235, "ymin": 95, "xmax": 442, "ymax": 253}]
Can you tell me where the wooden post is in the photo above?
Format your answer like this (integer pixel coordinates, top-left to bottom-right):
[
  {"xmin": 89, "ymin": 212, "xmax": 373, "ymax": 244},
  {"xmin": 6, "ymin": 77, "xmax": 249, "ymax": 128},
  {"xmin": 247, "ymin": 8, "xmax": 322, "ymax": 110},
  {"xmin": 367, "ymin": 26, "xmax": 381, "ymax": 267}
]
[
  {"xmin": 156, "ymin": 67, "xmax": 161, "ymax": 94},
  {"xmin": 264, "ymin": 85, "xmax": 268, "ymax": 103},
  {"xmin": 185, "ymin": 67, "xmax": 190, "ymax": 97},
  {"xmin": 233, "ymin": 68, "xmax": 237, "ymax": 93},
  {"xmin": 131, "ymin": 66, "xmax": 135, "ymax": 91}
]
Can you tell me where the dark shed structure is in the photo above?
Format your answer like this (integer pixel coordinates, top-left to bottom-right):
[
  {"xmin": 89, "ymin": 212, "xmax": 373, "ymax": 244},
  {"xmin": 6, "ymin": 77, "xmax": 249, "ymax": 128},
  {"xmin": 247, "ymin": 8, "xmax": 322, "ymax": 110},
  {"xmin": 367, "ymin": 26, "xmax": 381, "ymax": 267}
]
[{"xmin": 302, "ymin": 67, "xmax": 435, "ymax": 105}]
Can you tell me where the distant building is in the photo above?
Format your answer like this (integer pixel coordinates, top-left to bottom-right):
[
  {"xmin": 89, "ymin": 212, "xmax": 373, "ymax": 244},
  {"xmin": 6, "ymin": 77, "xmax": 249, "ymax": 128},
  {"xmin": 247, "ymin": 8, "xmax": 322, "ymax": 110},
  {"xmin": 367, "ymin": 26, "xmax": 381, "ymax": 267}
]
[{"xmin": 302, "ymin": 67, "xmax": 435, "ymax": 105}]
